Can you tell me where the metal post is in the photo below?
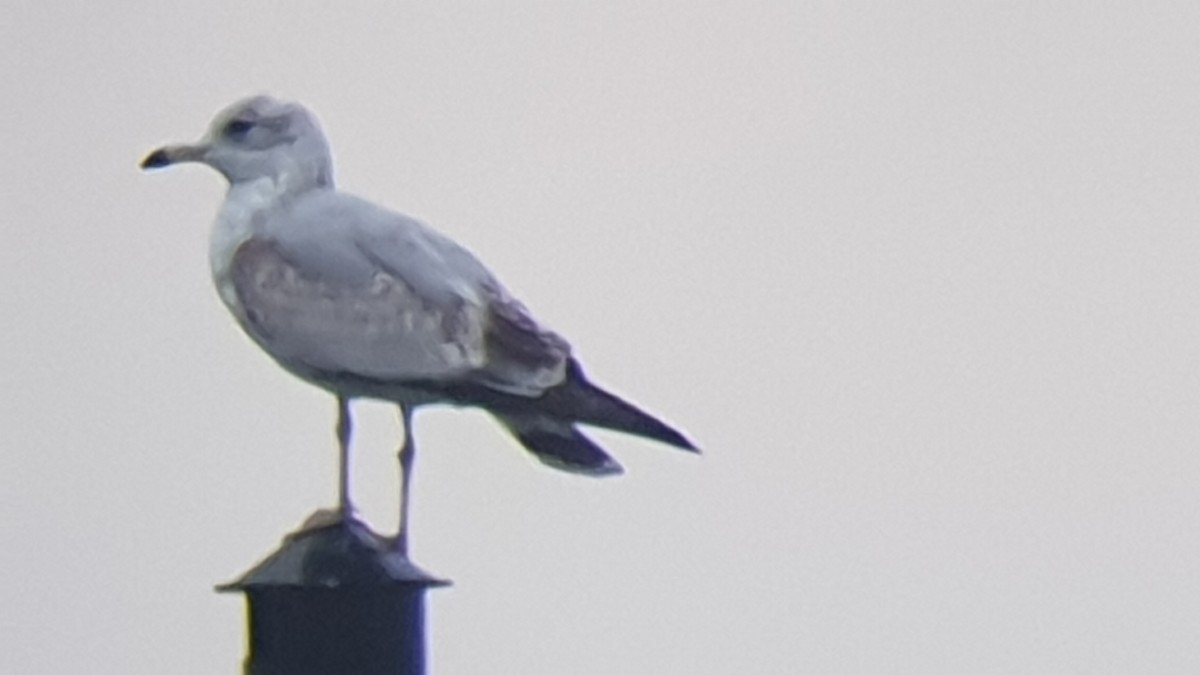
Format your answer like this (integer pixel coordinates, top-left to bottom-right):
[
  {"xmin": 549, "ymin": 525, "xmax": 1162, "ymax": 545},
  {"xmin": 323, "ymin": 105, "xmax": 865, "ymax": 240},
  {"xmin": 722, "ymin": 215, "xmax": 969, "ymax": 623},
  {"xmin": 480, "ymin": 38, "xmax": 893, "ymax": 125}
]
[{"xmin": 219, "ymin": 511, "xmax": 449, "ymax": 675}]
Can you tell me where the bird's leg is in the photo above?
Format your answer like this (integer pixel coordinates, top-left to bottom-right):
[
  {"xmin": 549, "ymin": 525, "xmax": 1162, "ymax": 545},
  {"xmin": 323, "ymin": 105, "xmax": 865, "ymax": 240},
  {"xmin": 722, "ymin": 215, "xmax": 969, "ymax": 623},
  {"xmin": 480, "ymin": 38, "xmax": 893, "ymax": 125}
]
[
  {"xmin": 335, "ymin": 396, "xmax": 353, "ymax": 517},
  {"xmin": 393, "ymin": 404, "xmax": 415, "ymax": 555}
]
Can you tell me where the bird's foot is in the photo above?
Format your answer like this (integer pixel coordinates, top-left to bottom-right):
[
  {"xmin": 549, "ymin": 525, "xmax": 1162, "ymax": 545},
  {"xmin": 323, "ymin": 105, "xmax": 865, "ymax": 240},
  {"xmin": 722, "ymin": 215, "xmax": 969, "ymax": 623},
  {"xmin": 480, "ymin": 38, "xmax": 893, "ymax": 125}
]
[
  {"xmin": 294, "ymin": 507, "xmax": 349, "ymax": 535},
  {"xmin": 390, "ymin": 531, "xmax": 409, "ymax": 557},
  {"xmin": 334, "ymin": 501, "xmax": 357, "ymax": 523}
]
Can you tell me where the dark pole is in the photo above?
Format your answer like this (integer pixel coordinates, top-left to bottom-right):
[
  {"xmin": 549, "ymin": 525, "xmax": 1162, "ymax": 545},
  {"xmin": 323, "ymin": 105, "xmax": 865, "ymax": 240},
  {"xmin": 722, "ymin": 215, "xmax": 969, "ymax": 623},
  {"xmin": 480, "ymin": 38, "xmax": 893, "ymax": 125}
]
[{"xmin": 218, "ymin": 511, "xmax": 449, "ymax": 675}]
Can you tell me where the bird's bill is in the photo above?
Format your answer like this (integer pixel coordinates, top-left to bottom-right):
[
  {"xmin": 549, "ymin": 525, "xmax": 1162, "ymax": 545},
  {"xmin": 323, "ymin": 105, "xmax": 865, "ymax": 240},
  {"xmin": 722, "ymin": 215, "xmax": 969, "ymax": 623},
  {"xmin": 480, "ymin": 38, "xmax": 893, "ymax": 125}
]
[{"xmin": 140, "ymin": 142, "xmax": 207, "ymax": 170}]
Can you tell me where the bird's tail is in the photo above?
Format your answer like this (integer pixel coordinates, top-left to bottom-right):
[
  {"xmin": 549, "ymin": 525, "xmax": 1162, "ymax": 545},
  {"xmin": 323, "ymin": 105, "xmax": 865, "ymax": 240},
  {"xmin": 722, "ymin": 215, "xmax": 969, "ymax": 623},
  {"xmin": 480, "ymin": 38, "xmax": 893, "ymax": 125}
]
[{"xmin": 498, "ymin": 413, "xmax": 624, "ymax": 476}]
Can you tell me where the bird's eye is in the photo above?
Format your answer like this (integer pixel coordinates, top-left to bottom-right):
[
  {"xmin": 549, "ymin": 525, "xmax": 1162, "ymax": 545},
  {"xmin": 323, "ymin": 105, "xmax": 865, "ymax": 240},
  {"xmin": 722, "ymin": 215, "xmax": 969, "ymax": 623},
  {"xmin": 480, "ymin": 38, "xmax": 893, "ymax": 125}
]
[{"xmin": 223, "ymin": 119, "xmax": 255, "ymax": 139}]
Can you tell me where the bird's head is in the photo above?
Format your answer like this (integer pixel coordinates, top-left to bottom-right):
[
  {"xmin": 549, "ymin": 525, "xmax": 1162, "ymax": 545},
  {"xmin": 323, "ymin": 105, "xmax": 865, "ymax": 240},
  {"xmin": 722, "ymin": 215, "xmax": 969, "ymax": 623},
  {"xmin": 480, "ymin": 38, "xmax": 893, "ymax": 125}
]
[{"xmin": 140, "ymin": 95, "xmax": 333, "ymax": 190}]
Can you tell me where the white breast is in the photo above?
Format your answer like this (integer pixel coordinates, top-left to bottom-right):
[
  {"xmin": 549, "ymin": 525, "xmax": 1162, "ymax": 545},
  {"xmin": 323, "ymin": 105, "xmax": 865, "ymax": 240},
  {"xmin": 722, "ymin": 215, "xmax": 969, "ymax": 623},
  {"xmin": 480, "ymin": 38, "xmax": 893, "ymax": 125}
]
[{"xmin": 210, "ymin": 177, "xmax": 286, "ymax": 316}]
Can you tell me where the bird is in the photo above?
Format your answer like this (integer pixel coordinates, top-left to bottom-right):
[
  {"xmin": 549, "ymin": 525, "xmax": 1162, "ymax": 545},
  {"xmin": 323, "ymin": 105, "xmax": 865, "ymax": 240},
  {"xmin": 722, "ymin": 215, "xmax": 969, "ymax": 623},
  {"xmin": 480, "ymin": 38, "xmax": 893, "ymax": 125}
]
[{"xmin": 141, "ymin": 95, "xmax": 698, "ymax": 553}]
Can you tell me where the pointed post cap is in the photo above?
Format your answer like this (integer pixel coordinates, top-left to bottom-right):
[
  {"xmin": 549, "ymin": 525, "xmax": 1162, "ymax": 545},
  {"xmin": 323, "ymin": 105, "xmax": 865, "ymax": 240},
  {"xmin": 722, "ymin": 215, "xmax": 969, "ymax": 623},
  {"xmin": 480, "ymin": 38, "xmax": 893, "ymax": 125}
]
[{"xmin": 217, "ymin": 510, "xmax": 450, "ymax": 592}]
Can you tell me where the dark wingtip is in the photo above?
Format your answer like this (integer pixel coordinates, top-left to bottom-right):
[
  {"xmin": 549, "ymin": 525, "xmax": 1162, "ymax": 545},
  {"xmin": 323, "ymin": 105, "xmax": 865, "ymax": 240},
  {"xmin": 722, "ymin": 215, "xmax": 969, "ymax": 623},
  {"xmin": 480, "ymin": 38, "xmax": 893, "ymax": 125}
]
[
  {"xmin": 561, "ymin": 358, "xmax": 701, "ymax": 454},
  {"xmin": 660, "ymin": 427, "xmax": 702, "ymax": 454},
  {"xmin": 140, "ymin": 148, "xmax": 171, "ymax": 170}
]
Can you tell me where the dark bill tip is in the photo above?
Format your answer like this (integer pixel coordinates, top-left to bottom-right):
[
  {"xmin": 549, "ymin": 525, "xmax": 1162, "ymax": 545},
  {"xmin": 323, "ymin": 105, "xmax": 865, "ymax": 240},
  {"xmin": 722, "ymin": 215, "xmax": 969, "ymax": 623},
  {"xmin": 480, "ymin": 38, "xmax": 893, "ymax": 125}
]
[{"xmin": 140, "ymin": 148, "xmax": 172, "ymax": 170}]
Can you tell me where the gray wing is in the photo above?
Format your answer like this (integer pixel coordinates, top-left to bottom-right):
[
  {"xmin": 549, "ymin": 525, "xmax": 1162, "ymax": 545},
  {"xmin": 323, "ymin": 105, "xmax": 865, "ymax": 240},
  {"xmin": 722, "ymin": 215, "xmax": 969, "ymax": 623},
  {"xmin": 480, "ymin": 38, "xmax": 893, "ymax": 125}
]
[{"xmin": 231, "ymin": 191, "xmax": 570, "ymax": 395}]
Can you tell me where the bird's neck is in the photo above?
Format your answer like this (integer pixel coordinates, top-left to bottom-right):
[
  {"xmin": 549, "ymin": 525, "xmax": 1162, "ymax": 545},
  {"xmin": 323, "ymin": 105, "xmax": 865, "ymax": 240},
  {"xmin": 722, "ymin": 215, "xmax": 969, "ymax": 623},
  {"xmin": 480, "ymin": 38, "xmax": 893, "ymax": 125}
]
[
  {"xmin": 208, "ymin": 176, "xmax": 311, "ymax": 310},
  {"xmin": 208, "ymin": 147, "xmax": 333, "ymax": 314}
]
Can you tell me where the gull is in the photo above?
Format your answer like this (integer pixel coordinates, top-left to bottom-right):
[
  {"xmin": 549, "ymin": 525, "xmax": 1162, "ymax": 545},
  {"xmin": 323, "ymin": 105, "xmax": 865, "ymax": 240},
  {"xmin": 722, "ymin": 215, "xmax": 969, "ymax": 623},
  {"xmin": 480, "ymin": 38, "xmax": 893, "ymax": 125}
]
[{"xmin": 140, "ymin": 95, "xmax": 698, "ymax": 553}]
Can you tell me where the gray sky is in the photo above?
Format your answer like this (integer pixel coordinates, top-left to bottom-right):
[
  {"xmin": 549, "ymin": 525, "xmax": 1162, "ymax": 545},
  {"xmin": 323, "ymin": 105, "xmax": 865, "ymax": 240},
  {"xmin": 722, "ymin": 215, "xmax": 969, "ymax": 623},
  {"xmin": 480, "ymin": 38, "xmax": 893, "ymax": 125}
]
[{"xmin": 3, "ymin": 3, "xmax": 1199, "ymax": 673}]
